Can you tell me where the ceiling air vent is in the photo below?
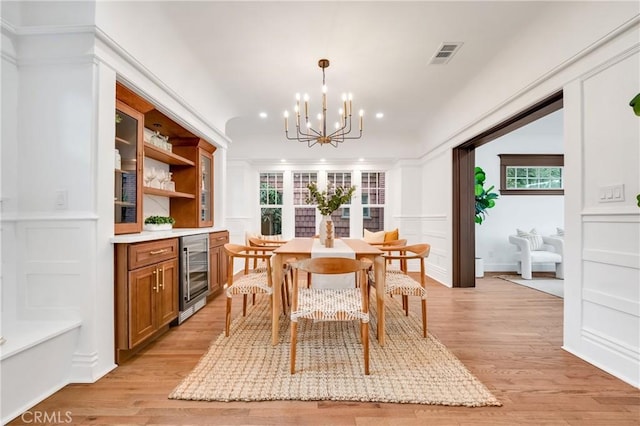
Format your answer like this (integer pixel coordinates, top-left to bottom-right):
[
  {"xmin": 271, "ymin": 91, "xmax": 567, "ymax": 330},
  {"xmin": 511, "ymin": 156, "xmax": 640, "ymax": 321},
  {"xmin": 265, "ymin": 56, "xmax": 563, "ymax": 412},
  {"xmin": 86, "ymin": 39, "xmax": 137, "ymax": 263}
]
[{"xmin": 429, "ymin": 42, "xmax": 463, "ymax": 65}]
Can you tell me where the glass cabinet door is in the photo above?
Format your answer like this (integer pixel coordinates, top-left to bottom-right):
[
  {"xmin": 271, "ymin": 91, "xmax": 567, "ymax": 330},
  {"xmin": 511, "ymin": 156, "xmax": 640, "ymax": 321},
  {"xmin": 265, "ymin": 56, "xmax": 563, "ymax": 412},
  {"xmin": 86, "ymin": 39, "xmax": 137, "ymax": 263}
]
[
  {"xmin": 199, "ymin": 150, "xmax": 213, "ymax": 226},
  {"xmin": 115, "ymin": 100, "xmax": 143, "ymax": 234}
]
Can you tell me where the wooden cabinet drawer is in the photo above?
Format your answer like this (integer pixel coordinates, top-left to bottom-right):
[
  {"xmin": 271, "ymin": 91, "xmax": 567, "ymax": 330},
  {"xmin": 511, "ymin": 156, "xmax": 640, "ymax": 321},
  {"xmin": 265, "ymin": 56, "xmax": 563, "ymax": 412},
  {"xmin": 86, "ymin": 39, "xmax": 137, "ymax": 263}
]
[
  {"xmin": 209, "ymin": 231, "xmax": 229, "ymax": 247},
  {"xmin": 128, "ymin": 238, "xmax": 178, "ymax": 270}
]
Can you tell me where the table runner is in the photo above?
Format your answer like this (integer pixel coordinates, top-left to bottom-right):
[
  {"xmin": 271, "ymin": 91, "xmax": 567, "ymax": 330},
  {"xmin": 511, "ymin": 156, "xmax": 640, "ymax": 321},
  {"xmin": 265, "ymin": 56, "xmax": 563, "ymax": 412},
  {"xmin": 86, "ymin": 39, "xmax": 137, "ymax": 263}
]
[{"xmin": 310, "ymin": 238, "xmax": 356, "ymax": 289}]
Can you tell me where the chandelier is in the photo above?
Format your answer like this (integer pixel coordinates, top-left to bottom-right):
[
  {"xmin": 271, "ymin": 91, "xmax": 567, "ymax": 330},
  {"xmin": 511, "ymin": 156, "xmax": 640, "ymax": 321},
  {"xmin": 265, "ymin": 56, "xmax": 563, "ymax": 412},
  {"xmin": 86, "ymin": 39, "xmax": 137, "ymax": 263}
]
[{"xmin": 284, "ymin": 59, "xmax": 363, "ymax": 147}]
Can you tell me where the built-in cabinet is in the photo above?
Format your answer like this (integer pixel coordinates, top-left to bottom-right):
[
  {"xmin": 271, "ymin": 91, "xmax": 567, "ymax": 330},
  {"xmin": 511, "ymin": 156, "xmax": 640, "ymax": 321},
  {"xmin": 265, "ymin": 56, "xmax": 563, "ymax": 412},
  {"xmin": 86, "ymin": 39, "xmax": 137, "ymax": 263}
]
[
  {"xmin": 209, "ymin": 231, "xmax": 229, "ymax": 295},
  {"xmin": 115, "ymin": 238, "xmax": 179, "ymax": 363},
  {"xmin": 113, "ymin": 83, "xmax": 224, "ymax": 363},
  {"xmin": 171, "ymin": 140, "xmax": 215, "ymax": 228},
  {"xmin": 115, "ymin": 82, "xmax": 216, "ymax": 234},
  {"xmin": 114, "ymin": 101, "xmax": 143, "ymax": 234}
]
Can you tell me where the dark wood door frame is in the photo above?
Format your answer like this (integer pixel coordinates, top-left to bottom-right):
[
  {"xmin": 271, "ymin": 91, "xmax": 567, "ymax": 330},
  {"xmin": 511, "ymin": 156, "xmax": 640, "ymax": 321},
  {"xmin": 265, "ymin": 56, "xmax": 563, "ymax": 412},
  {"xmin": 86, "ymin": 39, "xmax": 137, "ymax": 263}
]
[{"xmin": 452, "ymin": 91, "xmax": 563, "ymax": 288}]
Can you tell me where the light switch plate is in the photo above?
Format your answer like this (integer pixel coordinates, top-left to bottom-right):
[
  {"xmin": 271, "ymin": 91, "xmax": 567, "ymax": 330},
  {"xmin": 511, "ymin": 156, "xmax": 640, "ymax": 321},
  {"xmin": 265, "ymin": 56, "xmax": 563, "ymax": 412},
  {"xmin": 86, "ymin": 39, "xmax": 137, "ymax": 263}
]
[{"xmin": 598, "ymin": 184, "xmax": 624, "ymax": 203}]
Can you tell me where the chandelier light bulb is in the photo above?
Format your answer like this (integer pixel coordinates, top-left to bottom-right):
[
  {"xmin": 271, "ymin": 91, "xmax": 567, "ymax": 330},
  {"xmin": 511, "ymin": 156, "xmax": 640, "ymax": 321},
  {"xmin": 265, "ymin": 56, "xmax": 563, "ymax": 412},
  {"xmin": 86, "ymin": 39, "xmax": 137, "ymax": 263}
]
[
  {"xmin": 296, "ymin": 93, "xmax": 301, "ymax": 101},
  {"xmin": 303, "ymin": 94, "xmax": 309, "ymax": 102},
  {"xmin": 284, "ymin": 111, "xmax": 289, "ymax": 118},
  {"xmin": 317, "ymin": 113, "xmax": 322, "ymax": 121}
]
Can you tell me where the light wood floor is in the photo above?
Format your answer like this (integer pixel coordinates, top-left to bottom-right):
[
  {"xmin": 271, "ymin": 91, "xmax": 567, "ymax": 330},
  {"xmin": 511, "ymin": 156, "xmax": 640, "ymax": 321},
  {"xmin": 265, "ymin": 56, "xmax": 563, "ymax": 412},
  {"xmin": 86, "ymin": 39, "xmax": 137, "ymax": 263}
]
[{"xmin": 8, "ymin": 274, "xmax": 639, "ymax": 425}]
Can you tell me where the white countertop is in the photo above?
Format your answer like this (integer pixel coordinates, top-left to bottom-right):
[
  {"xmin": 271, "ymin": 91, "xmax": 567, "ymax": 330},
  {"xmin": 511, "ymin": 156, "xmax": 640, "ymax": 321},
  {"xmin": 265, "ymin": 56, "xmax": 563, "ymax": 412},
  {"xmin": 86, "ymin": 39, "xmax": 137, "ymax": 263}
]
[{"xmin": 110, "ymin": 227, "xmax": 227, "ymax": 244}]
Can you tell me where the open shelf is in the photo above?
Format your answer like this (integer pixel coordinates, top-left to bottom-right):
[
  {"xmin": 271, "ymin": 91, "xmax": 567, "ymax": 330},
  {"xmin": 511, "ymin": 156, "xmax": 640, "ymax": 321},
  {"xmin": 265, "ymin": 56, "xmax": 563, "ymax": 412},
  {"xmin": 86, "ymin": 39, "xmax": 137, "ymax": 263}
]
[
  {"xmin": 143, "ymin": 186, "xmax": 195, "ymax": 199},
  {"xmin": 115, "ymin": 136, "xmax": 132, "ymax": 146},
  {"xmin": 144, "ymin": 143, "xmax": 195, "ymax": 166}
]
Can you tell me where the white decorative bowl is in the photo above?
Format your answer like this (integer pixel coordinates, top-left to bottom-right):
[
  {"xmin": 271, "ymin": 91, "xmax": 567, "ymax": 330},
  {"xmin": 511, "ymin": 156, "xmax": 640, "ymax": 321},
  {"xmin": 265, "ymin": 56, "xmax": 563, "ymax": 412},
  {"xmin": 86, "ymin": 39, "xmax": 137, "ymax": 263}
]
[{"xmin": 144, "ymin": 223, "xmax": 173, "ymax": 231}]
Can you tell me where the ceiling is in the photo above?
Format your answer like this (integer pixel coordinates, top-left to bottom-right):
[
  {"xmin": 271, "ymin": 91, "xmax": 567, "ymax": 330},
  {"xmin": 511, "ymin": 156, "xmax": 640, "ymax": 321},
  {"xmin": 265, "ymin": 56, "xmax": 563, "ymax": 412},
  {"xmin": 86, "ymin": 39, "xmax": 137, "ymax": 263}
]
[{"xmin": 112, "ymin": 2, "xmax": 582, "ymax": 161}]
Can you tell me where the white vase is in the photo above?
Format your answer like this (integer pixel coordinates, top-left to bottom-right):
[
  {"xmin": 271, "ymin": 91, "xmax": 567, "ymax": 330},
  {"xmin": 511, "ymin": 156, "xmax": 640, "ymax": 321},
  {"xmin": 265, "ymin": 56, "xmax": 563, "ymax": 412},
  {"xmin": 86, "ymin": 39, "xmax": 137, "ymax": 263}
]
[{"xmin": 319, "ymin": 215, "xmax": 332, "ymax": 245}]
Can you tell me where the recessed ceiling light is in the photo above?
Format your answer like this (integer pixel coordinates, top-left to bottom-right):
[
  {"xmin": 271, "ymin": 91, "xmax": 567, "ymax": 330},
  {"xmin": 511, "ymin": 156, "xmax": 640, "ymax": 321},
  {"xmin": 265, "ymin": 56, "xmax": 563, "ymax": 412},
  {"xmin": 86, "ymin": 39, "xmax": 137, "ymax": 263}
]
[
  {"xmin": 280, "ymin": 159, "xmax": 286, "ymax": 163},
  {"xmin": 375, "ymin": 112, "xmax": 384, "ymax": 119},
  {"xmin": 359, "ymin": 158, "xmax": 365, "ymax": 162},
  {"xmin": 259, "ymin": 112, "xmax": 268, "ymax": 118},
  {"xmin": 320, "ymin": 158, "xmax": 326, "ymax": 162}
]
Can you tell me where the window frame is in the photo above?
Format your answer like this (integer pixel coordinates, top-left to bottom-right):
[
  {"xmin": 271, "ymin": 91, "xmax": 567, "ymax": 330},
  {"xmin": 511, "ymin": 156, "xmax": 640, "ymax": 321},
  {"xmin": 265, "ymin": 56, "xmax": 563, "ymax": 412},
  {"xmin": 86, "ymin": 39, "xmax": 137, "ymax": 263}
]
[{"xmin": 498, "ymin": 154, "xmax": 564, "ymax": 195}]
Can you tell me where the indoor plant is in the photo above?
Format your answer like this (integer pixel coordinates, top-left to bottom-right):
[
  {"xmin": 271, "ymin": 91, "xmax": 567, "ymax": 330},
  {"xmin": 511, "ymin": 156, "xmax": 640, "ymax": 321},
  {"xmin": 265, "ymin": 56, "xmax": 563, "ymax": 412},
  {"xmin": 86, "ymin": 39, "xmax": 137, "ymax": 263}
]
[
  {"xmin": 306, "ymin": 182, "xmax": 356, "ymax": 243},
  {"xmin": 474, "ymin": 166, "xmax": 499, "ymax": 277},
  {"xmin": 144, "ymin": 215, "xmax": 176, "ymax": 231},
  {"xmin": 474, "ymin": 166, "xmax": 499, "ymax": 225}
]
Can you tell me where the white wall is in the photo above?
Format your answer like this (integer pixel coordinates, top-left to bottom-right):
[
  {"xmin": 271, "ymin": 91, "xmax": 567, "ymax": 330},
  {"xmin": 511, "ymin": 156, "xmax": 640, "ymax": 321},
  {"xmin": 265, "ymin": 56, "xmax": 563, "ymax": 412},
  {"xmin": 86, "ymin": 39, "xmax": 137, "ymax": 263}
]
[
  {"xmin": 564, "ymin": 47, "xmax": 640, "ymax": 388},
  {"xmin": 419, "ymin": 149, "xmax": 451, "ymax": 285},
  {"xmin": 475, "ymin": 110, "xmax": 564, "ymax": 272}
]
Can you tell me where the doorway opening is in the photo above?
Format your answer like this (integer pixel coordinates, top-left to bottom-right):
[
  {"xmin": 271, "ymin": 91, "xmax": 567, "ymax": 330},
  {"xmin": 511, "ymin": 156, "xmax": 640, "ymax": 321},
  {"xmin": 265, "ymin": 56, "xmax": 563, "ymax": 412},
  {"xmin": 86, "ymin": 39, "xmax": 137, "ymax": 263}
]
[{"xmin": 452, "ymin": 91, "xmax": 563, "ymax": 288}]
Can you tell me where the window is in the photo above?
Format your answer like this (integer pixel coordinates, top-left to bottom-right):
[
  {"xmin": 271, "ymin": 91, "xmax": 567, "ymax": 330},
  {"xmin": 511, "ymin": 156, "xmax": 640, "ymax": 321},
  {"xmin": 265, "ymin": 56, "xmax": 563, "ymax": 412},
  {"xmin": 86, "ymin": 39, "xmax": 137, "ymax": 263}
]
[
  {"xmin": 259, "ymin": 172, "xmax": 283, "ymax": 235},
  {"xmin": 499, "ymin": 154, "xmax": 564, "ymax": 195},
  {"xmin": 361, "ymin": 172, "xmax": 385, "ymax": 233},
  {"xmin": 327, "ymin": 172, "xmax": 352, "ymax": 238},
  {"xmin": 293, "ymin": 172, "xmax": 317, "ymax": 237}
]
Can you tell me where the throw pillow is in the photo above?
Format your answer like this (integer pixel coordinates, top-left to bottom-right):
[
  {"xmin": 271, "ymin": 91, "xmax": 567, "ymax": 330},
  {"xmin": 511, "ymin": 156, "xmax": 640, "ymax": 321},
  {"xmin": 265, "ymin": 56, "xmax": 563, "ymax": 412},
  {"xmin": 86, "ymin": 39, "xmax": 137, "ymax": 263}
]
[
  {"xmin": 363, "ymin": 229, "xmax": 385, "ymax": 244},
  {"xmin": 516, "ymin": 228, "xmax": 544, "ymax": 251},
  {"xmin": 556, "ymin": 227, "xmax": 565, "ymax": 236},
  {"xmin": 384, "ymin": 228, "xmax": 399, "ymax": 242}
]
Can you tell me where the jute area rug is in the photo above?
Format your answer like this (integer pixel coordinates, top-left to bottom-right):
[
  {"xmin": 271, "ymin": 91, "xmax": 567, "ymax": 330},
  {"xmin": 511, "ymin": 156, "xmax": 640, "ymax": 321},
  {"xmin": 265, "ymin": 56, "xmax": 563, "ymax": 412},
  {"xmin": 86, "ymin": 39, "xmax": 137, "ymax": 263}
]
[{"xmin": 169, "ymin": 294, "xmax": 501, "ymax": 407}]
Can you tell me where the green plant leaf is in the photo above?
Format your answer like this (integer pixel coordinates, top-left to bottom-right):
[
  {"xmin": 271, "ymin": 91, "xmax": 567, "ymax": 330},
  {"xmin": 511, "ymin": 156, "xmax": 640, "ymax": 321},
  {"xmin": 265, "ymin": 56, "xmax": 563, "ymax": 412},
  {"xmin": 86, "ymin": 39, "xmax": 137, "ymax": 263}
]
[
  {"xmin": 630, "ymin": 93, "xmax": 640, "ymax": 116},
  {"xmin": 144, "ymin": 215, "xmax": 175, "ymax": 225},
  {"xmin": 474, "ymin": 166, "xmax": 499, "ymax": 225}
]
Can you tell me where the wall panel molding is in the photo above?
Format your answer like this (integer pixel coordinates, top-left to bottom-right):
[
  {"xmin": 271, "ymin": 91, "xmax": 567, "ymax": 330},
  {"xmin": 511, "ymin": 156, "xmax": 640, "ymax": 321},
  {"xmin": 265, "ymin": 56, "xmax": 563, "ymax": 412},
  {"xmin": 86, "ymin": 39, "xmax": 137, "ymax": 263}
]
[
  {"xmin": 583, "ymin": 288, "xmax": 639, "ymax": 316},
  {"xmin": 583, "ymin": 249, "xmax": 640, "ymax": 269}
]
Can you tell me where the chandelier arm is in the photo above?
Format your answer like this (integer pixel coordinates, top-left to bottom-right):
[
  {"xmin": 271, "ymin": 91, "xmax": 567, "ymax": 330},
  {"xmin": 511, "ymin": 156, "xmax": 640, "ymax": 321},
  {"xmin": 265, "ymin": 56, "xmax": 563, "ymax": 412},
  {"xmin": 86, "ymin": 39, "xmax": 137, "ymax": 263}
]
[
  {"xmin": 290, "ymin": 126, "xmax": 315, "ymax": 142},
  {"xmin": 327, "ymin": 114, "xmax": 352, "ymax": 139},
  {"xmin": 296, "ymin": 122, "xmax": 322, "ymax": 138}
]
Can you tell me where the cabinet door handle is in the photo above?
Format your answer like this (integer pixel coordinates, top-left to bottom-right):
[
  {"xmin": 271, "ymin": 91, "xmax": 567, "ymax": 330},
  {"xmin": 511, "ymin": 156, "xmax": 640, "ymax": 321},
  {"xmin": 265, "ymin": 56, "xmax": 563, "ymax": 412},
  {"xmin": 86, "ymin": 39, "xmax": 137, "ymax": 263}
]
[
  {"xmin": 150, "ymin": 249, "xmax": 169, "ymax": 255},
  {"xmin": 155, "ymin": 267, "xmax": 160, "ymax": 293},
  {"xmin": 152, "ymin": 269, "xmax": 158, "ymax": 292},
  {"xmin": 160, "ymin": 266, "xmax": 165, "ymax": 291}
]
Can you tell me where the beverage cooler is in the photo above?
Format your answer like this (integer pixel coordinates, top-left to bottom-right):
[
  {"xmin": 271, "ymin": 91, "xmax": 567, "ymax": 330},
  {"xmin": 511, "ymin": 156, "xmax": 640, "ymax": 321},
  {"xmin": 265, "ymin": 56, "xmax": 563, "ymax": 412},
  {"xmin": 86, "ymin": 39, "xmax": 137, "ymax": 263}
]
[{"xmin": 179, "ymin": 234, "xmax": 210, "ymax": 323}]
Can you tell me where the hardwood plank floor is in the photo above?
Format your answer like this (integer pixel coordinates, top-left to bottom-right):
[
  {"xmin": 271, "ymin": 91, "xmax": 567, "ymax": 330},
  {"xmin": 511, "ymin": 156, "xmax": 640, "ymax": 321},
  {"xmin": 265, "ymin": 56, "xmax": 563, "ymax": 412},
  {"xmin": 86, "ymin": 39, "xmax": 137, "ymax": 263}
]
[{"xmin": 7, "ymin": 274, "xmax": 639, "ymax": 425}]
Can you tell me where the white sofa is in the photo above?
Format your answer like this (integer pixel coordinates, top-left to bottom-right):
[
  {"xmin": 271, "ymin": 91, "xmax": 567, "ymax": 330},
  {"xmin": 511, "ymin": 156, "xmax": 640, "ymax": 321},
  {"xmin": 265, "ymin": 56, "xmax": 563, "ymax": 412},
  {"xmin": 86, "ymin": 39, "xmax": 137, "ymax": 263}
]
[{"xmin": 509, "ymin": 234, "xmax": 564, "ymax": 280}]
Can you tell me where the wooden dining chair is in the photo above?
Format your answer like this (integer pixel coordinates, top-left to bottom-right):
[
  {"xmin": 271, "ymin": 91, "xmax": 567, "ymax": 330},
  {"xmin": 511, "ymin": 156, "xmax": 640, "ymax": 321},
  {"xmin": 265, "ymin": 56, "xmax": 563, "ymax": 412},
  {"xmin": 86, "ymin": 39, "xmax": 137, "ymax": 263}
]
[
  {"xmin": 369, "ymin": 239, "xmax": 408, "ymax": 269},
  {"xmin": 223, "ymin": 243, "xmax": 276, "ymax": 337},
  {"xmin": 289, "ymin": 257, "xmax": 372, "ymax": 375},
  {"xmin": 247, "ymin": 236, "xmax": 292, "ymax": 311},
  {"xmin": 370, "ymin": 243, "xmax": 431, "ymax": 338}
]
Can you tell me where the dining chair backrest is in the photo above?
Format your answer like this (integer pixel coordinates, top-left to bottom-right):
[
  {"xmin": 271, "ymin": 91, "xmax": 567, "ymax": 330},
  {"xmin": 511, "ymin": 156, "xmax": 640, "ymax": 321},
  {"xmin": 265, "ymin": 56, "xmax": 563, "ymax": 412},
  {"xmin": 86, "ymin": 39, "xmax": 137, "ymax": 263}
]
[
  {"xmin": 224, "ymin": 243, "xmax": 274, "ymax": 280},
  {"xmin": 370, "ymin": 238, "xmax": 407, "ymax": 247},
  {"xmin": 292, "ymin": 257, "xmax": 370, "ymax": 276},
  {"xmin": 380, "ymin": 243, "xmax": 430, "ymax": 259}
]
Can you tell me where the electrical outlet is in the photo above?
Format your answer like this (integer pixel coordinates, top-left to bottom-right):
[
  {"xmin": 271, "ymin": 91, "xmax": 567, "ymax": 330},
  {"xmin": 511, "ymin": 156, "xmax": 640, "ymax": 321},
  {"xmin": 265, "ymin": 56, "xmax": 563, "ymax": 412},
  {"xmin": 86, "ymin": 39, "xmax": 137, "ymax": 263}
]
[{"xmin": 55, "ymin": 190, "xmax": 68, "ymax": 210}]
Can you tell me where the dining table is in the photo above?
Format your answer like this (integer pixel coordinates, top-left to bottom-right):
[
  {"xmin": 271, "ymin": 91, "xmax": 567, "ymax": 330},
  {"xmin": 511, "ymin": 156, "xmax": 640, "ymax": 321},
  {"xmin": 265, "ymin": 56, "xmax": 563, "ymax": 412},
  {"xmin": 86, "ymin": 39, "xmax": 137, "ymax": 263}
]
[{"xmin": 271, "ymin": 238, "xmax": 387, "ymax": 346}]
